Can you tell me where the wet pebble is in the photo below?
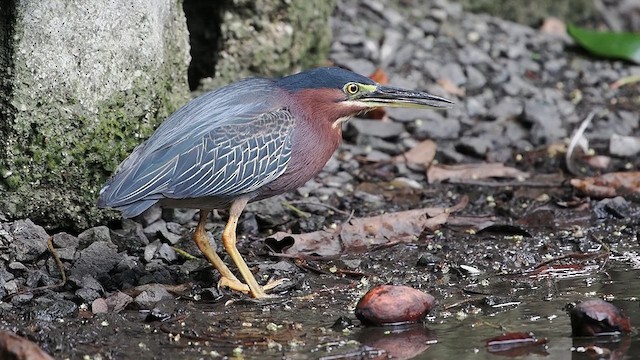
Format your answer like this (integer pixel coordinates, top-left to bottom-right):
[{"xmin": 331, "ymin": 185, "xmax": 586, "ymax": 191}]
[
  {"xmin": 355, "ymin": 285, "xmax": 437, "ymax": 326},
  {"xmin": 134, "ymin": 284, "xmax": 174, "ymax": 309},
  {"xmin": 105, "ymin": 291, "xmax": 134, "ymax": 313},
  {"xmin": 9, "ymin": 220, "xmax": 49, "ymax": 262},
  {"xmin": 568, "ymin": 299, "xmax": 632, "ymax": 337}
]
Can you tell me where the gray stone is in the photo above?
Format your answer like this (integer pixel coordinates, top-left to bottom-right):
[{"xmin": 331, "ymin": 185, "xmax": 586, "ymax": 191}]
[
  {"xmin": 74, "ymin": 275, "xmax": 105, "ymax": 303},
  {"xmin": 413, "ymin": 113, "xmax": 461, "ymax": 140},
  {"xmin": 10, "ymin": 219, "xmax": 49, "ymax": 262},
  {"xmin": 457, "ymin": 136, "xmax": 493, "ymax": 157},
  {"xmin": 70, "ymin": 241, "xmax": 121, "ymax": 277},
  {"xmin": 0, "ymin": 0, "xmax": 191, "ymax": 230},
  {"xmin": 134, "ymin": 284, "xmax": 174, "ymax": 309},
  {"xmin": 522, "ymin": 99, "xmax": 566, "ymax": 144},
  {"xmin": 465, "ymin": 65, "xmax": 487, "ymax": 90},
  {"xmin": 138, "ymin": 204, "xmax": 163, "ymax": 227},
  {"xmin": 609, "ymin": 134, "xmax": 640, "ymax": 157},
  {"xmin": 78, "ymin": 226, "xmax": 112, "ymax": 249},
  {"xmin": 489, "ymin": 97, "xmax": 524, "ymax": 121},
  {"xmin": 31, "ymin": 298, "xmax": 78, "ymax": 321},
  {"xmin": 347, "ymin": 119, "xmax": 405, "ymax": 139},
  {"xmin": 156, "ymin": 243, "xmax": 177, "ymax": 263},
  {"xmin": 52, "ymin": 232, "xmax": 79, "ymax": 249},
  {"xmin": 144, "ymin": 219, "xmax": 182, "ymax": 245},
  {"xmin": 144, "ymin": 240, "xmax": 162, "ymax": 263},
  {"xmin": 110, "ymin": 219, "xmax": 149, "ymax": 252},
  {"xmin": 105, "ymin": 291, "xmax": 134, "ymax": 313},
  {"xmin": 162, "ymin": 208, "xmax": 198, "ymax": 225}
]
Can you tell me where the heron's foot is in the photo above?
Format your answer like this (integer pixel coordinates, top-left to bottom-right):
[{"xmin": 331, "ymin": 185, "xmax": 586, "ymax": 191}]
[
  {"xmin": 217, "ymin": 277, "xmax": 288, "ymax": 298},
  {"xmin": 218, "ymin": 276, "xmax": 250, "ymax": 294},
  {"xmin": 262, "ymin": 277, "xmax": 287, "ymax": 291}
]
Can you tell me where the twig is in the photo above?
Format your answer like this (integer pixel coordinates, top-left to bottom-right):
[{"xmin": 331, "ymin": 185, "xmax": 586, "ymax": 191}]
[
  {"xmin": 172, "ymin": 246, "xmax": 197, "ymax": 260},
  {"xmin": 287, "ymin": 200, "xmax": 352, "ymax": 216},
  {"xmin": 566, "ymin": 109, "xmax": 597, "ymax": 175},
  {"xmin": 282, "ymin": 201, "xmax": 311, "ymax": 218}
]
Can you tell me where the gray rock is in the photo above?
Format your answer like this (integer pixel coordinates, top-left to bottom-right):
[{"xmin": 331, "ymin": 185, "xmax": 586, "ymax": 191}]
[
  {"xmin": 465, "ymin": 65, "xmax": 487, "ymax": 90},
  {"xmin": 156, "ymin": 243, "xmax": 177, "ymax": 263},
  {"xmin": 105, "ymin": 291, "xmax": 134, "ymax": 313},
  {"xmin": 609, "ymin": 134, "xmax": 640, "ymax": 157},
  {"xmin": 73, "ymin": 275, "xmax": 105, "ymax": 303},
  {"xmin": 144, "ymin": 240, "xmax": 162, "ymax": 263},
  {"xmin": 347, "ymin": 119, "xmax": 405, "ymax": 139},
  {"xmin": 70, "ymin": 241, "xmax": 121, "ymax": 277},
  {"xmin": 51, "ymin": 232, "xmax": 79, "ymax": 249},
  {"xmin": 10, "ymin": 219, "xmax": 49, "ymax": 262},
  {"xmin": 523, "ymin": 99, "xmax": 566, "ymax": 144},
  {"xmin": 489, "ymin": 97, "xmax": 524, "ymax": 121},
  {"xmin": 78, "ymin": 226, "xmax": 112, "ymax": 249},
  {"xmin": 440, "ymin": 63, "xmax": 467, "ymax": 85},
  {"xmin": 110, "ymin": 219, "xmax": 149, "ymax": 252},
  {"xmin": 144, "ymin": 219, "xmax": 182, "ymax": 245},
  {"xmin": 137, "ymin": 204, "xmax": 162, "ymax": 227},
  {"xmin": 162, "ymin": 208, "xmax": 198, "ymax": 225},
  {"xmin": 31, "ymin": 298, "xmax": 78, "ymax": 321},
  {"xmin": 0, "ymin": 0, "xmax": 191, "ymax": 230},
  {"xmin": 134, "ymin": 284, "xmax": 174, "ymax": 309},
  {"xmin": 413, "ymin": 113, "xmax": 460, "ymax": 140},
  {"xmin": 457, "ymin": 136, "xmax": 493, "ymax": 157}
]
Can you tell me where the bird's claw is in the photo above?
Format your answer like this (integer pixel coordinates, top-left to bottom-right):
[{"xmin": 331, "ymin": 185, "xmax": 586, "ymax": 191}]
[{"xmin": 217, "ymin": 277, "xmax": 288, "ymax": 297}]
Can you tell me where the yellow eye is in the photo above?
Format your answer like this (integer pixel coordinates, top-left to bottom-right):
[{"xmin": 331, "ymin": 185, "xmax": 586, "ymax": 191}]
[{"xmin": 345, "ymin": 83, "xmax": 359, "ymax": 95}]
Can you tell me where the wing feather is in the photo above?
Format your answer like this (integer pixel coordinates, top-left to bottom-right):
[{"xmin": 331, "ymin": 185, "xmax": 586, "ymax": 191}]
[{"xmin": 97, "ymin": 78, "xmax": 295, "ymax": 217}]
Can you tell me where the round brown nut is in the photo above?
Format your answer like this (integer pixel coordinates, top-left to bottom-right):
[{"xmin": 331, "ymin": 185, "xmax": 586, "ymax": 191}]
[
  {"xmin": 355, "ymin": 285, "xmax": 437, "ymax": 326},
  {"xmin": 569, "ymin": 298, "xmax": 632, "ymax": 337}
]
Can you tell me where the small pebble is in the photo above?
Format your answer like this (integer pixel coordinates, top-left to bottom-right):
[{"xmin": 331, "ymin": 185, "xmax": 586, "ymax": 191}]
[{"xmin": 355, "ymin": 285, "xmax": 437, "ymax": 326}]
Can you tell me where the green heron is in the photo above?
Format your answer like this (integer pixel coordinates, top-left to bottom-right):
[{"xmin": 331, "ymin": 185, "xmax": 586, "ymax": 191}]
[{"xmin": 98, "ymin": 67, "xmax": 452, "ymax": 298}]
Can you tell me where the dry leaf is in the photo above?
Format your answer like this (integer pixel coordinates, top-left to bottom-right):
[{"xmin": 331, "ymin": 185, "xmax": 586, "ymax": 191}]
[
  {"xmin": 571, "ymin": 171, "xmax": 640, "ymax": 198},
  {"xmin": 369, "ymin": 68, "xmax": 389, "ymax": 85},
  {"xmin": 540, "ymin": 17, "xmax": 566, "ymax": 35},
  {"xmin": 266, "ymin": 201, "xmax": 466, "ymax": 256},
  {"xmin": 437, "ymin": 78, "xmax": 465, "ymax": 96},
  {"xmin": 428, "ymin": 163, "xmax": 529, "ymax": 183},
  {"xmin": 394, "ymin": 139, "xmax": 437, "ymax": 167},
  {"xmin": 365, "ymin": 68, "xmax": 390, "ymax": 120}
]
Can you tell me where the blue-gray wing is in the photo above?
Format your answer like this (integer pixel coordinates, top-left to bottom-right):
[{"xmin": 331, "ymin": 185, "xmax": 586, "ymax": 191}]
[
  {"xmin": 97, "ymin": 79, "xmax": 295, "ymax": 217},
  {"xmin": 99, "ymin": 109, "xmax": 294, "ymax": 216}
]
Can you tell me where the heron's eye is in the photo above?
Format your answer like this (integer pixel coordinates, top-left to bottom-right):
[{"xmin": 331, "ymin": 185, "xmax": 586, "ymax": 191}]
[{"xmin": 345, "ymin": 83, "xmax": 360, "ymax": 95}]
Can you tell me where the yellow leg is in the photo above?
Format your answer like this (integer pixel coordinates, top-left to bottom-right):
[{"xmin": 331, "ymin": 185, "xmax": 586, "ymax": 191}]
[
  {"xmin": 222, "ymin": 197, "xmax": 270, "ymax": 299},
  {"xmin": 193, "ymin": 209, "xmax": 250, "ymax": 293}
]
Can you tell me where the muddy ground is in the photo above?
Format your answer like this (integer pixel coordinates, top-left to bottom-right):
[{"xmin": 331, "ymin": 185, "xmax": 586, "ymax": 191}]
[{"xmin": 2, "ymin": 0, "xmax": 640, "ymax": 359}]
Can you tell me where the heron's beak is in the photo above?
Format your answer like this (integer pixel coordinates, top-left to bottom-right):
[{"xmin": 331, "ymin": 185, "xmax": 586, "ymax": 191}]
[{"xmin": 359, "ymin": 85, "xmax": 454, "ymax": 109}]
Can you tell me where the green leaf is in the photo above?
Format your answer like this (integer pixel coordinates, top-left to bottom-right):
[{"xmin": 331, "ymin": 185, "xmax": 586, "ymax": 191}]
[{"xmin": 567, "ymin": 24, "xmax": 640, "ymax": 64}]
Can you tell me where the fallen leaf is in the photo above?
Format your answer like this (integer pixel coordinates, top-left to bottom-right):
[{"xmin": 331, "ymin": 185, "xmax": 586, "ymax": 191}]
[
  {"xmin": 365, "ymin": 68, "xmax": 390, "ymax": 120},
  {"xmin": 266, "ymin": 201, "xmax": 465, "ymax": 256},
  {"xmin": 0, "ymin": 330, "xmax": 54, "ymax": 360},
  {"xmin": 428, "ymin": 163, "xmax": 529, "ymax": 183},
  {"xmin": 485, "ymin": 332, "xmax": 549, "ymax": 357},
  {"xmin": 437, "ymin": 78, "xmax": 465, "ymax": 96},
  {"xmin": 567, "ymin": 23, "xmax": 640, "ymax": 64},
  {"xmin": 369, "ymin": 68, "xmax": 389, "ymax": 85},
  {"xmin": 571, "ymin": 172, "xmax": 640, "ymax": 198},
  {"xmin": 540, "ymin": 17, "xmax": 566, "ymax": 35},
  {"xmin": 394, "ymin": 139, "xmax": 437, "ymax": 167}
]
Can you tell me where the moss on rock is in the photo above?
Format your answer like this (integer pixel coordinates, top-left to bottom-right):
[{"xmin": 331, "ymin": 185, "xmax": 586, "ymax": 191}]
[{"xmin": 0, "ymin": 0, "xmax": 190, "ymax": 230}]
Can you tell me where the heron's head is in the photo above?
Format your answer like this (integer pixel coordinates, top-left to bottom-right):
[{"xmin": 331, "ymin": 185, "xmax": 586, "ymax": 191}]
[{"xmin": 277, "ymin": 67, "xmax": 453, "ymax": 128}]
